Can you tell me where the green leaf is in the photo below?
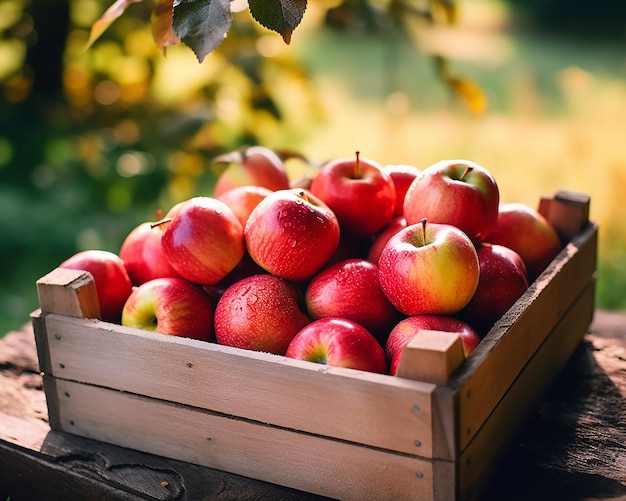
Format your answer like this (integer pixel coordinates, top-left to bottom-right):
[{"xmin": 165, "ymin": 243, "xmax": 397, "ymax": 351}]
[
  {"xmin": 248, "ymin": 0, "xmax": 307, "ymax": 44},
  {"xmin": 172, "ymin": 0, "xmax": 233, "ymax": 62}
]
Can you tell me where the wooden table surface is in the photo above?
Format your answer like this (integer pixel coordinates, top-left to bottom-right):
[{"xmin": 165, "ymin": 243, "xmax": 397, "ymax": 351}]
[{"xmin": 1, "ymin": 309, "xmax": 625, "ymax": 501}]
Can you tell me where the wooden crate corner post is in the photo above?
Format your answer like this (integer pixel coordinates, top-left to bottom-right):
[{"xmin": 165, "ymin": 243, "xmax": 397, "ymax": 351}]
[
  {"xmin": 538, "ymin": 190, "xmax": 591, "ymax": 242},
  {"xmin": 396, "ymin": 330, "xmax": 466, "ymax": 385},
  {"xmin": 35, "ymin": 268, "xmax": 101, "ymax": 320},
  {"xmin": 31, "ymin": 268, "xmax": 101, "ymax": 431}
]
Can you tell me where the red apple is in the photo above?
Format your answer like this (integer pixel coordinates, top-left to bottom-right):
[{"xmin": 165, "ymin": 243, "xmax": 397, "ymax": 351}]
[
  {"xmin": 214, "ymin": 274, "xmax": 310, "ymax": 355},
  {"xmin": 121, "ymin": 277, "xmax": 214, "ymax": 341},
  {"xmin": 216, "ymin": 185, "xmax": 273, "ymax": 227},
  {"xmin": 384, "ymin": 164, "xmax": 421, "ymax": 217},
  {"xmin": 161, "ymin": 196, "xmax": 245, "ymax": 285},
  {"xmin": 386, "ymin": 315, "xmax": 480, "ymax": 376},
  {"xmin": 244, "ymin": 188, "xmax": 340, "ymax": 281},
  {"xmin": 286, "ymin": 317, "xmax": 387, "ymax": 374},
  {"xmin": 59, "ymin": 249, "xmax": 133, "ymax": 323},
  {"xmin": 483, "ymin": 202, "xmax": 563, "ymax": 281},
  {"xmin": 378, "ymin": 219, "xmax": 480, "ymax": 316},
  {"xmin": 366, "ymin": 216, "xmax": 407, "ymax": 264},
  {"xmin": 459, "ymin": 243, "xmax": 529, "ymax": 336},
  {"xmin": 304, "ymin": 258, "xmax": 399, "ymax": 341},
  {"xmin": 119, "ymin": 220, "xmax": 182, "ymax": 286},
  {"xmin": 403, "ymin": 159, "xmax": 499, "ymax": 243},
  {"xmin": 213, "ymin": 145, "xmax": 290, "ymax": 197},
  {"xmin": 309, "ymin": 152, "xmax": 396, "ymax": 238}
]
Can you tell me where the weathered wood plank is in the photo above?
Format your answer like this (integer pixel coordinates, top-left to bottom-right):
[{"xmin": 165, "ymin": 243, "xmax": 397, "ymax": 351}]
[
  {"xmin": 1, "ymin": 311, "xmax": 624, "ymax": 501},
  {"xmin": 50, "ymin": 378, "xmax": 439, "ymax": 501},
  {"xmin": 40, "ymin": 312, "xmax": 437, "ymax": 458},
  {"xmin": 458, "ymin": 280, "xmax": 595, "ymax": 500}
]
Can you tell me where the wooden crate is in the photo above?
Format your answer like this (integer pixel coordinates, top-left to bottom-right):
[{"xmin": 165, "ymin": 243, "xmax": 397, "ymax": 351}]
[{"xmin": 31, "ymin": 191, "xmax": 597, "ymax": 501}]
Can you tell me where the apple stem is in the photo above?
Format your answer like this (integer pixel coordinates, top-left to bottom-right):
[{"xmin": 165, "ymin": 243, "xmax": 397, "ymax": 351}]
[
  {"xmin": 420, "ymin": 218, "xmax": 427, "ymax": 245},
  {"xmin": 150, "ymin": 218, "xmax": 172, "ymax": 229},
  {"xmin": 296, "ymin": 189, "xmax": 309, "ymax": 202},
  {"xmin": 459, "ymin": 165, "xmax": 473, "ymax": 181},
  {"xmin": 354, "ymin": 151, "xmax": 361, "ymax": 179}
]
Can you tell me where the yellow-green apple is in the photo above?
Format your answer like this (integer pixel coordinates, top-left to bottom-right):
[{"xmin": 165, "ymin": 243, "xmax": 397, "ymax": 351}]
[
  {"xmin": 309, "ymin": 152, "xmax": 396, "ymax": 238},
  {"xmin": 386, "ymin": 315, "xmax": 480, "ymax": 376},
  {"xmin": 161, "ymin": 196, "xmax": 245, "ymax": 285},
  {"xmin": 212, "ymin": 145, "xmax": 290, "ymax": 197},
  {"xmin": 286, "ymin": 317, "xmax": 387, "ymax": 374},
  {"xmin": 119, "ymin": 220, "xmax": 182, "ymax": 286},
  {"xmin": 378, "ymin": 219, "xmax": 480, "ymax": 315},
  {"xmin": 216, "ymin": 185, "xmax": 273, "ymax": 227},
  {"xmin": 59, "ymin": 249, "xmax": 133, "ymax": 323},
  {"xmin": 244, "ymin": 188, "xmax": 340, "ymax": 281},
  {"xmin": 214, "ymin": 274, "xmax": 310, "ymax": 355},
  {"xmin": 459, "ymin": 243, "xmax": 529, "ymax": 336},
  {"xmin": 384, "ymin": 164, "xmax": 421, "ymax": 217},
  {"xmin": 366, "ymin": 216, "xmax": 407, "ymax": 264},
  {"xmin": 483, "ymin": 202, "xmax": 562, "ymax": 281},
  {"xmin": 121, "ymin": 277, "xmax": 214, "ymax": 341},
  {"xmin": 304, "ymin": 258, "xmax": 399, "ymax": 342},
  {"xmin": 403, "ymin": 159, "xmax": 499, "ymax": 243}
]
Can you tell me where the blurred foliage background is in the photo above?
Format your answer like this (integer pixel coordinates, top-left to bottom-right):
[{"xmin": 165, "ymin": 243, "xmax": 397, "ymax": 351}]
[{"xmin": 1, "ymin": 0, "xmax": 625, "ymax": 335}]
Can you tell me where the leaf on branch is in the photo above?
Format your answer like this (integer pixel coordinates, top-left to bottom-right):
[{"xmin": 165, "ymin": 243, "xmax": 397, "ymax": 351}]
[
  {"xmin": 173, "ymin": 0, "xmax": 233, "ymax": 63},
  {"xmin": 449, "ymin": 77, "xmax": 487, "ymax": 115},
  {"xmin": 431, "ymin": 0, "xmax": 457, "ymax": 24},
  {"xmin": 248, "ymin": 0, "xmax": 307, "ymax": 44},
  {"xmin": 152, "ymin": 0, "xmax": 181, "ymax": 53},
  {"xmin": 86, "ymin": 0, "xmax": 144, "ymax": 49},
  {"xmin": 435, "ymin": 55, "xmax": 487, "ymax": 115}
]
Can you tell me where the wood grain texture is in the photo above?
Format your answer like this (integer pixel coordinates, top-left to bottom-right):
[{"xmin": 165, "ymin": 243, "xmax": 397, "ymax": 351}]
[
  {"xmin": 1, "ymin": 311, "xmax": 624, "ymax": 500},
  {"xmin": 40, "ymin": 312, "xmax": 437, "ymax": 458},
  {"xmin": 396, "ymin": 330, "xmax": 465, "ymax": 385},
  {"xmin": 36, "ymin": 268, "xmax": 101, "ymax": 319},
  {"xmin": 457, "ymin": 281, "xmax": 595, "ymax": 500},
  {"xmin": 50, "ymin": 378, "xmax": 438, "ymax": 501},
  {"xmin": 480, "ymin": 309, "xmax": 626, "ymax": 501}
]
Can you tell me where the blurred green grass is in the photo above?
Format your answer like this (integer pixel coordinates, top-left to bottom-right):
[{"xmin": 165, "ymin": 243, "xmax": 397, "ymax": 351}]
[{"xmin": 1, "ymin": 0, "xmax": 625, "ymax": 337}]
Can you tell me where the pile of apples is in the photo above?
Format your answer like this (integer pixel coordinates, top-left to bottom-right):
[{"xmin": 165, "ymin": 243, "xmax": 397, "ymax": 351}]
[{"xmin": 58, "ymin": 146, "xmax": 564, "ymax": 376}]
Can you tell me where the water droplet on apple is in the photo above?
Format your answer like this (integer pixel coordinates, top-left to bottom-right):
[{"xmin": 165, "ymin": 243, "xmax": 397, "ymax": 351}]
[
  {"xmin": 283, "ymin": 221, "xmax": 292, "ymax": 229},
  {"xmin": 287, "ymin": 238, "xmax": 298, "ymax": 248},
  {"xmin": 247, "ymin": 294, "xmax": 258, "ymax": 305}
]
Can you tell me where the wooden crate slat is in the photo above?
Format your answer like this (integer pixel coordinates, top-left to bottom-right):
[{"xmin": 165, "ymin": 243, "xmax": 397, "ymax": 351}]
[
  {"xmin": 451, "ymin": 222, "xmax": 597, "ymax": 452},
  {"xmin": 456, "ymin": 279, "xmax": 595, "ymax": 500},
  {"xmin": 52, "ymin": 378, "xmax": 442, "ymax": 501},
  {"xmin": 43, "ymin": 314, "xmax": 437, "ymax": 458}
]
